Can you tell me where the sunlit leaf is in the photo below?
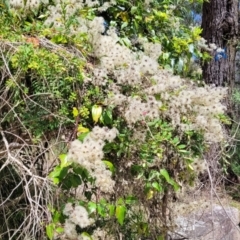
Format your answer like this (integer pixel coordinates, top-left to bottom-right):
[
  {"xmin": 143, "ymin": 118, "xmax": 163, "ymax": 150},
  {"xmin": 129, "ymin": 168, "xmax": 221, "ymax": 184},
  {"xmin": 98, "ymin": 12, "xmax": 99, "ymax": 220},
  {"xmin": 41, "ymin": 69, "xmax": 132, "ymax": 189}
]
[
  {"xmin": 72, "ymin": 107, "xmax": 79, "ymax": 117},
  {"xmin": 77, "ymin": 124, "xmax": 89, "ymax": 133},
  {"xmin": 146, "ymin": 189, "xmax": 154, "ymax": 200},
  {"xmin": 152, "ymin": 182, "xmax": 162, "ymax": 192},
  {"xmin": 108, "ymin": 204, "xmax": 115, "ymax": 216},
  {"xmin": 81, "ymin": 232, "xmax": 92, "ymax": 239},
  {"xmin": 92, "ymin": 105, "xmax": 102, "ymax": 123},
  {"xmin": 88, "ymin": 202, "xmax": 97, "ymax": 214},
  {"xmin": 103, "ymin": 160, "xmax": 115, "ymax": 173},
  {"xmin": 115, "ymin": 205, "xmax": 126, "ymax": 225},
  {"xmin": 46, "ymin": 223, "xmax": 54, "ymax": 240}
]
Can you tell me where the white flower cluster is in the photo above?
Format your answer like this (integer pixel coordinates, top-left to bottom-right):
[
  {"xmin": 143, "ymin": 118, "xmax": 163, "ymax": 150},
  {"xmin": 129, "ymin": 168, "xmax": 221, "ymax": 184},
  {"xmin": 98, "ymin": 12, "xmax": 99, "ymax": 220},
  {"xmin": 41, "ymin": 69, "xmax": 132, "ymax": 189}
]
[
  {"xmin": 104, "ymin": 93, "xmax": 127, "ymax": 106},
  {"xmin": 44, "ymin": 0, "xmax": 86, "ymax": 29},
  {"xmin": 191, "ymin": 158, "xmax": 207, "ymax": 174},
  {"xmin": 89, "ymin": 68, "xmax": 108, "ymax": 86},
  {"xmin": 83, "ymin": 17, "xmax": 226, "ymax": 142},
  {"xmin": 140, "ymin": 39, "xmax": 162, "ymax": 61},
  {"xmin": 63, "ymin": 203, "xmax": 94, "ymax": 239},
  {"xmin": 91, "ymin": 31, "xmax": 134, "ymax": 70},
  {"xmin": 9, "ymin": 0, "xmax": 43, "ymax": 9},
  {"xmin": 113, "ymin": 63, "xmax": 142, "ymax": 85},
  {"xmin": 44, "ymin": 0, "xmax": 115, "ymax": 31},
  {"xmin": 68, "ymin": 126, "xmax": 118, "ymax": 193},
  {"xmin": 124, "ymin": 96, "xmax": 161, "ymax": 125},
  {"xmin": 166, "ymin": 86, "xmax": 227, "ymax": 142},
  {"xmin": 144, "ymin": 73, "xmax": 183, "ymax": 94}
]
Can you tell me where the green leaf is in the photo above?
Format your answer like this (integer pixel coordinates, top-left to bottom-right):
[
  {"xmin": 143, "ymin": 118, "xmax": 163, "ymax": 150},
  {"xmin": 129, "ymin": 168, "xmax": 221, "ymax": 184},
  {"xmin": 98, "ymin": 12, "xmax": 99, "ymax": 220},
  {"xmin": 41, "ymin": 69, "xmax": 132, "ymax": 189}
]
[
  {"xmin": 52, "ymin": 210, "xmax": 61, "ymax": 223},
  {"xmin": 92, "ymin": 105, "xmax": 102, "ymax": 123},
  {"xmin": 81, "ymin": 232, "xmax": 92, "ymax": 239},
  {"xmin": 103, "ymin": 160, "xmax": 115, "ymax": 173},
  {"xmin": 49, "ymin": 165, "xmax": 69, "ymax": 184},
  {"xmin": 68, "ymin": 173, "xmax": 82, "ymax": 188},
  {"xmin": 78, "ymin": 132, "xmax": 89, "ymax": 142},
  {"xmin": 162, "ymin": 52, "xmax": 170, "ymax": 60},
  {"xmin": 108, "ymin": 204, "xmax": 115, "ymax": 216},
  {"xmin": 157, "ymin": 235, "xmax": 165, "ymax": 240},
  {"xmin": 160, "ymin": 169, "xmax": 180, "ymax": 191},
  {"xmin": 121, "ymin": 22, "xmax": 128, "ymax": 29},
  {"xmin": 117, "ymin": 197, "xmax": 124, "ymax": 205},
  {"xmin": 131, "ymin": 6, "xmax": 138, "ymax": 14},
  {"xmin": 58, "ymin": 167, "xmax": 69, "ymax": 180},
  {"xmin": 177, "ymin": 144, "xmax": 186, "ymax": 149},
  {"xmin": 160, "ymin": 169, "xmax": 170, "ymax": 182},
  {"xmin": 131, "ymin": 165, "xmax": 144, "ymax": 178},
  {"xmin": 115, "ymin": 205, "xmax": 126, "ymax": 225},
  {"xmin": 49, "ymin": 166, "xmax": 61, "ymax": 184},
  {"xmin": 152, "ymin": 181, "xmax": 162, "ymax": 192},
  {"xmin": 148, "ymin": 170, "xmax": 160, "ymax": 181},
  {"xmin": 46, "ymin": 223, "xmax": 54, "ymax": 240},
  {"xmin": 171, "ymin": 137, "xmax": 180, "ymax": 145},
  {"xmin": 125, "ymin": 195, "xmax": 137, "ymax": 205},
  {"xmin": 97, "ymin": 204, "xmax": 107, "ymax": 217},
  {"xmin": 59, "ymin": 154, "xmax": 69, "ymax": 168},
  {"xmin": 102, "ymin": 109, "xmax": 113, "ymax": 125},
  {"xmin": 88, "ymin": 202, "xmax": 97, "ymax": 214},
  {"xmin": 72, "ymin": 107, "xmax": 79, "ymax": 117},
  {"xmin": 172, "ymin": 182, "xmax": 180, "ymax": 191},
  {"xmin": 146, "ymin": 188, "xmax": 154, "ymax": 200},
  {"xmin": 56, "ymin": 227, "xmax": 64, "ymax": 233}
]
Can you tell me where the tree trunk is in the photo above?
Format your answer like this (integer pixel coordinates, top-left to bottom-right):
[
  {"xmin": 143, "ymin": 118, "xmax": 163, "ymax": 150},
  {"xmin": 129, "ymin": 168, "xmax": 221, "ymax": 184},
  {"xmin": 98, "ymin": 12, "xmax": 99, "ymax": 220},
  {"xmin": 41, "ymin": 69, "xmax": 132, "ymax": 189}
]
[{"xmin": 201, "ymin": 0, "xmax": 239, "ymax": 89}]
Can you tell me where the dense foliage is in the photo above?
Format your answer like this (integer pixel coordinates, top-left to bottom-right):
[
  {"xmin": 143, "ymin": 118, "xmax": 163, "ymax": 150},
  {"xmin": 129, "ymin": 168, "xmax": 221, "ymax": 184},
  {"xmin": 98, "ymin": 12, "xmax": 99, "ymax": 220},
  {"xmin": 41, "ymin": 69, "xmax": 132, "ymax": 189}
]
[{"xmin": 0, "ymin": 0, "xmax": 230, "ymax": 239}]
